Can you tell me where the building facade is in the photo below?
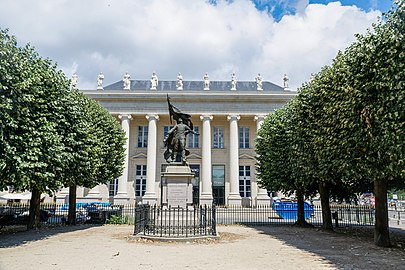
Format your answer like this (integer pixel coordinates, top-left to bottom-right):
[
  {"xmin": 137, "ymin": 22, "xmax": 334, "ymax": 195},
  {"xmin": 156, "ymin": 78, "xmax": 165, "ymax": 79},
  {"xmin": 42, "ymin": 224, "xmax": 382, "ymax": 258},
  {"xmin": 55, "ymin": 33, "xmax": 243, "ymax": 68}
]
[{"xmin": 55, "ymin": 77, "xmax": 296, "ymax": 206}]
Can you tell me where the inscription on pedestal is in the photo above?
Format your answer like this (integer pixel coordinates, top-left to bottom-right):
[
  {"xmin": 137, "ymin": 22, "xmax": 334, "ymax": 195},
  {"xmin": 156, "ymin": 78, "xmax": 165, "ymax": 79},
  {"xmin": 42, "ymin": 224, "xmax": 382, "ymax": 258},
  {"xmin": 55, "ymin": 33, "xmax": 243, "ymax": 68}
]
[
  {"xmin": 162, "ymin": 165, "xmax": 194, "ymax": 208},
  {"xmin": 167, "ymin": 184, "xmax": 188, "ymax": 208}
]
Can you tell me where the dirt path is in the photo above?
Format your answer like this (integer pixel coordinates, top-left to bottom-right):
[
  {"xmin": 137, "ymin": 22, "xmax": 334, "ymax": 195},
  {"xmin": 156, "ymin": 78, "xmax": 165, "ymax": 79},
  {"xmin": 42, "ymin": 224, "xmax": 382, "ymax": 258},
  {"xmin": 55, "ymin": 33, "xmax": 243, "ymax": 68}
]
[{"xmin": 0, "ymin": 225, "xmax": 404, "ymax": 270}]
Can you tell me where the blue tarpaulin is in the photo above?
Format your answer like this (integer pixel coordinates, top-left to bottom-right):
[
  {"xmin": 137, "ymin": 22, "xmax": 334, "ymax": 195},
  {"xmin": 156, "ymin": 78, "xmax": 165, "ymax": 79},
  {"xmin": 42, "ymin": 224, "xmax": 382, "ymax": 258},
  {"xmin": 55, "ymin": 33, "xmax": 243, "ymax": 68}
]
[
  {"xmin": 60, "ymin": 202, "xmax": 110, "ymax": 210},
  {"xmin": 272, "ymin": 201, "xmax": 314, "ymax": 220}
]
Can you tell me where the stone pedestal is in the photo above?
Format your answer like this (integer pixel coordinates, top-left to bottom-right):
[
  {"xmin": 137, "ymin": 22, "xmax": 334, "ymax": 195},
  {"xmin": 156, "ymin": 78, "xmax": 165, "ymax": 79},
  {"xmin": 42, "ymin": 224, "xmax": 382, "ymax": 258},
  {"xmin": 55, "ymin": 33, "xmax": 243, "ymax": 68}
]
[
  {"xmin": 256, "ymin": 192, "xmax": 272, "ymax": 206},
  {"xmin": 83, "ymin": 186, "xmax": 102, "ymax": 202},
  {"xmin": 161, "ymin": 164, "xmax": 194, "ymax": 209},
  {"xmin": 142, "ymin": 195, "xmax": 157, "ymax": 206},
  {"xmin": 113, "ymin": 195, "xmax": 130, "ymax": 205},
  {"xmin": 199, "ymin": 196, "xmax": 213, "ymax": 206},
  {"xmin": 227, "ymin": 194, "xmax": 242, "ymax": 206}
]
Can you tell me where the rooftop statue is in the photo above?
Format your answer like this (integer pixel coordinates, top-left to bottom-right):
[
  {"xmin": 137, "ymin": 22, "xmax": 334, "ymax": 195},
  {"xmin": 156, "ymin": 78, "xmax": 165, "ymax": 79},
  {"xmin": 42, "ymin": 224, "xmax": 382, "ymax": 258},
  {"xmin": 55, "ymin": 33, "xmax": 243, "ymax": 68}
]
[
  {"xmin": 151, "ymin": 72, "xmax": 158, "ymax": 90},
  {"xmin": 255, "ymin": 73, "xmax": 263, "ymax": 91},
  {"xmin": 97, "ymin": 72, "xmax": 104, "ymax": 90},
  {"xmin": 231, "ymin": 72, "xmax": 237, "ymax": 90},
  {"xmin": 71, "ymin": 72, "xmax": 78, "ymax": 90},
  {"xmin": 176, "ymin": 73, "xmax": 183, "ymax": 90},
  {"xmin": 123, "ymin": 72, "xmax": 131, "ymax": 90},
  {"xmin": 203, "ymin": 73, "xmax": 210, "ymax": 90},
  {"xmin": 283, "ymin": 74, "xmax": 289, "ymax": 89},
  {"xmin": 164, "ymin": 95, "xmax": 199, "ymax": 165}
]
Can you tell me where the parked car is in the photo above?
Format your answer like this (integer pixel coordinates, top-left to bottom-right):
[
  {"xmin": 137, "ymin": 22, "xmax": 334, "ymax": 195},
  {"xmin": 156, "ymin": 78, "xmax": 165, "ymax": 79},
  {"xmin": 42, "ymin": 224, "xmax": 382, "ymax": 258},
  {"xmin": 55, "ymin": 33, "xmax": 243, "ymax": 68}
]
[{"xmin": 0, "ymin": 207, "xmax": 50, "ymax": 228}]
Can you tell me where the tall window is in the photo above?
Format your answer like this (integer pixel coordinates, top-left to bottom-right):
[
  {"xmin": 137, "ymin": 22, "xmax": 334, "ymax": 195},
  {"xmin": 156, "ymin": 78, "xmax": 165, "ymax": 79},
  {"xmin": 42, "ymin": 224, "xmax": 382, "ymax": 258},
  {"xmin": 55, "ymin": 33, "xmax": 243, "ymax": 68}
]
[
  {"xmin": 135, "ymin": 165, "xmax": 147, "ymax": 196},
  {"xmin": 190, "ymin": 164, "xmax": 200, "ymax": 205},
  {"xmin": 239, "ymin": 127, "xmax": 250, "ymax": 148},
  {"xmin": 212, "ymin": 165, "xmax": 225, "ymax": 205},
  {"xmin": 138, "ymin": 126, "xmax": 148, "ymax": 147},
  {"xmin": 213, "ymin": 126, "xmax": 224, "ymax": 148},
  {"xmin": 239, "ymin": 166, "xmax": 251, "ymax": 197},
  {"xmin": 188, "ymin": 126, "xmax": 199, "ymax": 148},
  {"xmin": 109, "ymin": 179, "xmax": 118, "ymax": 197}
]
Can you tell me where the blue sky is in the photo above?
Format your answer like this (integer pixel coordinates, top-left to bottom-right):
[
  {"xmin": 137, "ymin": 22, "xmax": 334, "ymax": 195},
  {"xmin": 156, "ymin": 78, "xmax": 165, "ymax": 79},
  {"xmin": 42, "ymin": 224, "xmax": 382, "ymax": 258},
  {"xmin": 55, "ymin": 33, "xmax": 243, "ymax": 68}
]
[
  {"xmin": 309, "ymin": 0, "xmax": 392, "ymax": 12},
  {"xmin": 215, "ymin": 0, "xmax": 394, "ymax": 21},
  {"xmin": 0, "ymin": 0, "xmax": 393, "ymax": 90}
]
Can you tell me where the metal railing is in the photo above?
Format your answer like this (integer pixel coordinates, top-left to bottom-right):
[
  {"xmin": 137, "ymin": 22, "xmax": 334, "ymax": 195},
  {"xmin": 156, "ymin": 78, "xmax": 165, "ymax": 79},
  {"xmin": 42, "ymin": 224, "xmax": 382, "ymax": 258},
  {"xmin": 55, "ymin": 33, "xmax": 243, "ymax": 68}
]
[
  {"xmin": 0, "ymin": 203, "xmax": 129, "ymax": 227},
  {"xmin": 215, "ymin": 204, "xmax": 378, "ymax": 227},
  {"xmin": 134, "ymin": 204, "xmax": 217, "ymax": 237},
  {"xmin": 1, "ymin": 203, "xmax": 403, "ymax": 230},
  {"xmin": 330, "ymin": 204, "xmax": 375, "ymax": 226}
]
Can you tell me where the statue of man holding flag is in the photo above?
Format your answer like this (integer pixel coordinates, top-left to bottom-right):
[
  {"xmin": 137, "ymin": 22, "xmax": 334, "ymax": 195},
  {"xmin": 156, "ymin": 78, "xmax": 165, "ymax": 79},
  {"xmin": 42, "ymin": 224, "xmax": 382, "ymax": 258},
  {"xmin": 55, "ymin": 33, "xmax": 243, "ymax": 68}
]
[{"xmin": 164, "ymin": 95, "xmax": 199, "ymax": 165}]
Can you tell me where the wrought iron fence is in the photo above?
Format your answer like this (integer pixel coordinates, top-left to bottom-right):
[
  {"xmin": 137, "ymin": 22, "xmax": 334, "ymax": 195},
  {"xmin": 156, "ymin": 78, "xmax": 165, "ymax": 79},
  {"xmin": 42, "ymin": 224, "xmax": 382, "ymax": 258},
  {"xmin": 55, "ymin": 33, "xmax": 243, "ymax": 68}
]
[
  {"xmin": 330, "ymin": 204, "xmax": 375, "ymax": 226},
  {"xmin": 1, "ymin": 203, "xmax": 403, "ymax": 230},
  {"xmin": 134, "ymin": 204, "xmax": 216, "ymax": 237},
  {"xmin": 0, "ymin": 203, "xmax": 130, "ymax": 227},
  {"xmin": 216, "ymin": 204, "xmax": 377, "ymax": 227}
]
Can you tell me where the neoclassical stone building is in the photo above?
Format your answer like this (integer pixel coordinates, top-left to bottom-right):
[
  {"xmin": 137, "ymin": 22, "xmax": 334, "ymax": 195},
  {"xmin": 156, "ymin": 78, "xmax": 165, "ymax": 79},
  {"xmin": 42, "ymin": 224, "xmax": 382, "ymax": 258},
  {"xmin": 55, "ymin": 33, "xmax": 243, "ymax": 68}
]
[{"xmin": 56, "ymin": 75, "xmax": 296, "ymax": 206}]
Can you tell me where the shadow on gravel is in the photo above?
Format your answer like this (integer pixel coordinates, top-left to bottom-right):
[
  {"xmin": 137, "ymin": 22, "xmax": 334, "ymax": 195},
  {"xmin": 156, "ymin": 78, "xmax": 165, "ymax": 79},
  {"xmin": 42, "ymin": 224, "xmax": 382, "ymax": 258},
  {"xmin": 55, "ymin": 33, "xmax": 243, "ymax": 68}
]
[
  {"xmin": 0, "ymin": 224, "xmax": 102, "ymax": 248},
  {"xmin": 248, "ymin": 225, "xmax": 405, "ymax": 270}
]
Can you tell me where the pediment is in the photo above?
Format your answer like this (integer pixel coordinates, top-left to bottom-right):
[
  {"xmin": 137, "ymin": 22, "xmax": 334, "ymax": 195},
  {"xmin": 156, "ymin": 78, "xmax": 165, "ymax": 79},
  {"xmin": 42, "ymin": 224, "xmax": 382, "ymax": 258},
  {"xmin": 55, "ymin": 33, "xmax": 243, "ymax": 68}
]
[
  {"xmin": 239, "ymin": 153, "xmax": 255, "ymax": 160},
  {"xmin": 187, "ymin": 153, "xmax": 202, "ymax": 160},
  {"xmin": 131, "ymin": 152, "xmax": 147, "ymax": 160}
]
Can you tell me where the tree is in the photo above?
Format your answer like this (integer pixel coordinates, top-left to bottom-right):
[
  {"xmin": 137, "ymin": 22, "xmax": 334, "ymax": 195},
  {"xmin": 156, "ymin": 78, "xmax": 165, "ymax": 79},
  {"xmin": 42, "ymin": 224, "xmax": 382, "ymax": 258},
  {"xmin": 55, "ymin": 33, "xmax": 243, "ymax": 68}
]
[
  {"xmin": 256, "ymin": 101, "xmax": 317, "ymax": 226},
  {"xmin": 337, "ymin": 1, "xmax": 404, "ymax": 246},
  {"xmin": 294, "ymin": 0, "xmax": 404, "ymax": 245},
  {"xmin": 0, "ymin": 29, "xmax": 126, "ymax": 228},
  {"xmin": 0, "ymin": 28, "xmax": 69, "ymax": 228},
  {"xmin": 294, "ymin": 77, "xmax": 336, "ymax": 230},
  {"xmin": 59, "ymin": 90, "xmax": 102, "ymax": 225},
  {"xmin": 63, "ymin": 94, "xmax": 125, "ymax": 225}
]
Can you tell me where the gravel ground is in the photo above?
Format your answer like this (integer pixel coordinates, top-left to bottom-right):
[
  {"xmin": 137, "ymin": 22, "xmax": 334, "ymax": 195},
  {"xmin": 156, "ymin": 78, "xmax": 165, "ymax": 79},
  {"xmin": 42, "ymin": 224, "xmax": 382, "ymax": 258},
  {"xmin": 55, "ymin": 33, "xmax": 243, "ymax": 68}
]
[{"xmin": 0, "ymin": 224, "xmax": 404, "ymax": 270}]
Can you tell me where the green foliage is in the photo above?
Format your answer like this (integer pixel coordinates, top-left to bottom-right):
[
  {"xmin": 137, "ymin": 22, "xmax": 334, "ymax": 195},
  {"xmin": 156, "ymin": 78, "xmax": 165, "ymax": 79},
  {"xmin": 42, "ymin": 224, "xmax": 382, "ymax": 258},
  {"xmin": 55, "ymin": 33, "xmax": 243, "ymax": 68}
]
[
  {"xmin": 0, "ymin": 28, "xmax": 125, "ymax": 192},
  {"xmin": 60, "ymin": 91, "xmax": 125, "ymax": 188},
  {"xmin": 0, "ymin": 28, "xmax": 69, "ymax": 193},
  {"xmin": 0, "ymin": 28, "xmax": 126, "ymax": 228},
  {"xmin": 256, "ymin": 107, "xmax": 289, "ymax": 193},
  {"xmin": 84, "ymin": 98, "xmax": 126, "ymax": 185},
  {"xmin": 108, "ymin": 214, "xmax": 130, "ymax": 225},
  {"xmin": 256, "ymin": 100, "xmax": 317, "ymax": 197},
  {"xmin": 388, "ymin": 188, "xmax": 405, "ymax": 200},
  {"xmin": 309, "ymin": 0, "xmax": 404, "ymax": 186},
  {"xmin": 257, "ymin": 1, "xmax": 404, "ymax": 243}
]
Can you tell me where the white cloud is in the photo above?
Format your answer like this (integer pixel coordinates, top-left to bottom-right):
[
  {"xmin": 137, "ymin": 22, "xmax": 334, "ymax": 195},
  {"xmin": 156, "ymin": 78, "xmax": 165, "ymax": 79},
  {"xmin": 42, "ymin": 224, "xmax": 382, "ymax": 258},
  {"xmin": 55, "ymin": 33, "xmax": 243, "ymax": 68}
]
[
  {"xmin": 0, "ymin": 0, "xmax": 380, "ymax": 90},
  {"xmin": 259, "ymin": 2, "xmax": 381, "ymax": 88}
]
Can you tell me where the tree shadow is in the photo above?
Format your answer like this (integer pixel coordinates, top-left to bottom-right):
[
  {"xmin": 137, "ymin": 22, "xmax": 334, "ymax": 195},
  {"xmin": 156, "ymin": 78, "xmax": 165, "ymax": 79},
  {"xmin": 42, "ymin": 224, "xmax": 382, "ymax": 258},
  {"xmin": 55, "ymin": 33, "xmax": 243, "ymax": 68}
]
[
  {"xmin": 0, "ymin": 224, "xmax": 103, "ymax": 248},
  {"xmin": 247, "ymin": 224, "xmax": 405, "ymax": 270}
]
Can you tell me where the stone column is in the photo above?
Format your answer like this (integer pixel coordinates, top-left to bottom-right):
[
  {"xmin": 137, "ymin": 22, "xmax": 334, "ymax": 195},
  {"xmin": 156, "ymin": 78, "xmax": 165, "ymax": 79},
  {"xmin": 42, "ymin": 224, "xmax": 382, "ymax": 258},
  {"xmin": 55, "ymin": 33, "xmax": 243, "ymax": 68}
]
[
  {"xmin": 143, "ymin": 114, "xmax": 159, "ymax": 205},
  {"xmin": 255, "ymin": 115, "xmax": 271, "ymax": 205},
  {"xmin": 114, "ymin": 114, "xmax": 132, "ymax": 204},
  {"xmin": 200, "ymin": 115, "xmax": 213, "ymax": 205},
  {"xmin": 227, "ymin": 114, "xmax": 242, "ymax": 205}
]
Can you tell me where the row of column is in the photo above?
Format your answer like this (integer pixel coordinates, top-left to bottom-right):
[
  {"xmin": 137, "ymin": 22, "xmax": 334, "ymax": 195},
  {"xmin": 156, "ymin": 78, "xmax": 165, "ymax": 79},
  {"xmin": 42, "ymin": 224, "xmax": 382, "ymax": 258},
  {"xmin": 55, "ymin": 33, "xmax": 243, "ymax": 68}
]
[{"xmin": 114, "ymin": 113, "xmax": 269, "ymax": 205}]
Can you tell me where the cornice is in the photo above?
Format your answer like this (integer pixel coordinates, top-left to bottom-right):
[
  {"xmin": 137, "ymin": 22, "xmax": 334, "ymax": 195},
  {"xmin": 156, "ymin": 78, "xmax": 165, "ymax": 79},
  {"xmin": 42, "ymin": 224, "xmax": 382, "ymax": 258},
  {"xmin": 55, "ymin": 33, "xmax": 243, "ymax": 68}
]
[
  {"xmin": 81, "ymin": 91, "xmax": 296, "ymax": 104},
  {"xmin": 81, "ymin": 90, "xmax": 296, "ymax": 116}
]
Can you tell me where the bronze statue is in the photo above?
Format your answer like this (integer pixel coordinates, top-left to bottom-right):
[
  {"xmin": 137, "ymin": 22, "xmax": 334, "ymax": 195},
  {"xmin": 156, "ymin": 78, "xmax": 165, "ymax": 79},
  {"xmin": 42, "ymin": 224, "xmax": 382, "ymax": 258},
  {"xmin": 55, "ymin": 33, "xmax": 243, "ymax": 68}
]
[{"xmin": 164, "ymin": 95, "xmax": 199, "ymax": 165}]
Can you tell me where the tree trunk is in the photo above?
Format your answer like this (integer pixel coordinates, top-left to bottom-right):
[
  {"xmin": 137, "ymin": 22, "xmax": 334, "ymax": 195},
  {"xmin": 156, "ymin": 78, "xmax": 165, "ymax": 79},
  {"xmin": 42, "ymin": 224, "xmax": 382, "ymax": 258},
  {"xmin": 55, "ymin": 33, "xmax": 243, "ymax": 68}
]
[
  {"xmin": 374, "ymin": 179, "xmax": 390, "ymax": 247},
  {"xmin": 319, "ymin": 181, "xmax": 333, "ymax": 231},
  {"xmin": 295, "ymin": 190, "xmax": 311, "ymax": 227},
  {"xmin": 27, "ymin": 187, "xmax": 41, "ymax": 230},
  {"xmin": 67, "ymin": 185, "xmax": 77, "ymax": 225}
]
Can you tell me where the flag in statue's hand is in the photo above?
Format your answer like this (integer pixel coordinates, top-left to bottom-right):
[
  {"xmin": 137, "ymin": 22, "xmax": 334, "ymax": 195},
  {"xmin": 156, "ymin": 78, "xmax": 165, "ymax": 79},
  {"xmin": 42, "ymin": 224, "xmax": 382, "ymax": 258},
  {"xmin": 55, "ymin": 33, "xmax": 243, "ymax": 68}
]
[{"xmin": 167, "ymin": 94, "xmax": 193, "ymax": 129}]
